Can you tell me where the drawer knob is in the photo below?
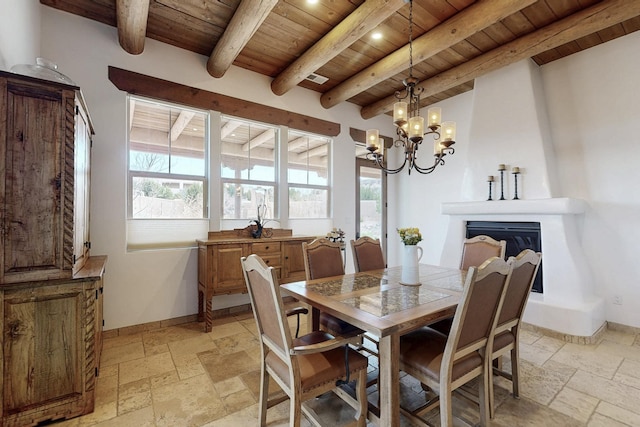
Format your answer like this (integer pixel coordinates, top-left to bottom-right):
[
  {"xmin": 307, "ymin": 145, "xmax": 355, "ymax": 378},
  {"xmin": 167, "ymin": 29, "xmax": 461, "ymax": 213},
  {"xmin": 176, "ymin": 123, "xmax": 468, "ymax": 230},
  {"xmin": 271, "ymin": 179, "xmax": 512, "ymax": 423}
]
[{"xmin": 265, "ymin": 246, "xmax": 269, "ymax": 250}]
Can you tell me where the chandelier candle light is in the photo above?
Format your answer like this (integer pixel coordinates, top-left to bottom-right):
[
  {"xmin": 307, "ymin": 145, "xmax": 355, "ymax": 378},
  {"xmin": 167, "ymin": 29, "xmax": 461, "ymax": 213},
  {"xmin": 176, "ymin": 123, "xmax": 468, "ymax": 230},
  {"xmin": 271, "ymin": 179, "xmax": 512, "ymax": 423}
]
[{"xmin": 365, "ymin": 0, "xmax": 457, "ymax": 175}]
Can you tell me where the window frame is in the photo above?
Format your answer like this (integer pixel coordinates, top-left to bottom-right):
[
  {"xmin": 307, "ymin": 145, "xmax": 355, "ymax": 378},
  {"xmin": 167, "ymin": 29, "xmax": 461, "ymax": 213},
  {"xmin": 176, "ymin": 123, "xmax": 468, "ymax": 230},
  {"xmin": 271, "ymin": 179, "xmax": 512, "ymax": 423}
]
[
  {"xmin": 126, "ymin": 95, "xmax": 209, "ymax": 220},
  {"xmin": 287, "ymin": 130, "xmax": 332, "ymax": 219},
  {"xmin": 219, "ymin": 115, "xmax": 280, "ymax": 221}
]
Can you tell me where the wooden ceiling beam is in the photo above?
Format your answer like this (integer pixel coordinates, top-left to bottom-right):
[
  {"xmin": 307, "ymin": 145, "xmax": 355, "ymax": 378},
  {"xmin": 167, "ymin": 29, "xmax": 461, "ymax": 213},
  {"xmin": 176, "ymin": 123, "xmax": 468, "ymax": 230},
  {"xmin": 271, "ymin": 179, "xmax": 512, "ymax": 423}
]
[
  {"xmin": 321, "ymin": 0, "xmax": 536, "ymax": 109},
  {"xmin": 170, "ymin": 111, "xmax": 195, "ymax": 141},
  {"xmin": 270, "ymin": 0, "xmax": 406, "ymax": 96},
  {"xmin": 116, "ymin": 0, "xmax": 150, "ymax": 55},
  {"xmin": 207, "ymin": 0, "xmax": 278, "ymax": 78},
  {"xmin": 361, "ymin": 0, "xmax": 640, "ymax": 119}
]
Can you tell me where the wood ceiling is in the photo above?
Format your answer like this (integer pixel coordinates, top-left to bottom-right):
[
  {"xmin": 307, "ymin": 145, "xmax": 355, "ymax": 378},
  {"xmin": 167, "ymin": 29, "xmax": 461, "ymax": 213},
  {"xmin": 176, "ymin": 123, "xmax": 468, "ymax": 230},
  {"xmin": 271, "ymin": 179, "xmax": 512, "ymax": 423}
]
[{"xmin": 41, "ymin": 0, "xmax": 640, "ymax": 120}]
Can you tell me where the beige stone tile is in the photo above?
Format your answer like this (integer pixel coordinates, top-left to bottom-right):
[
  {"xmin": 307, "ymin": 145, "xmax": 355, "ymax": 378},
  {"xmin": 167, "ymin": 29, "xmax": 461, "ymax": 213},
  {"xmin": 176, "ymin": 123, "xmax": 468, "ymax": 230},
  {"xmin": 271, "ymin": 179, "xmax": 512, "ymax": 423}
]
[
  {"xmin": 101, "ymin": 332, "xmax": 143, "ymax": 350},
  {"xmin": 596, "ymin": 339, "xmax": 640, "ymax": 363},
  {"xmin": 152, "ymin": 373, "xmax": 227, "ymax": 427},
  {"xmin": 144, "ymin": 342, "xmax": 169, "ymax": 356},
  {"xmin": 174, "ymin": 354, "xmax": 207, "ymax": 380},
  {"xmin": 614, "ymin": 358, "xmax": 640, "ymax": 390},
  {"xmin": 75, "ymin": 401, "xmax": 118, "ymax": 426},
  {"xmin": 567, "ymin": 370, "xmax": 640, "ymax": 416},
  {"xmin": 492, "ymin": 396, "xmax": 584, "ymax": 427},
  {"xmin": 150, "ymin": 369, "xmax": 180, "ymax": 389},
  {"xmin": 240, "ymin": 369, "xmax": 282, "ymax": 400},
  {"xmin": 207, "ymin": 321, "xmax": 249, "ymax": 340},
  {"xmin": 213, "ymin": 330, "xmax": 260, "ymax": 355},
  {"xmin": 118, "ymin": 378, "xmax": 152, "ymax": 415},
  {"xmin": 119, "ymin": 351, "xmax": 176, "ymax": 385},
  {"xmin": 168, "ymin": 333, "xmax": 218, "ymax": 358},
  {"xmin": 143, "ymin": 322, "xmax": 204, "ymax": 347},
  {"xmin": 93, "ymin": 406, "xmax": 156, "ymax": 427},
  {"xmin": 214, "ymin": 376, "xmax": 248, "ymax": 398},
  {"xmin": 221, "ymin": 388, "xmax": 256, "ymax": 414},
  {"xmin": 549, "ymin": 387, "xmax": 598, "ymax": 423},
  {"xmin": 518, "ymin": 359, "xmax": 575, "ymax": 406},
  {"xmin": 519, "ymin": 326, "xmax": 544, "ymax": 344},
  {"xmin": 551, "ymin": 342, "xmax": 623, "ymax": 379},
  {"xmin": 595, "ymin": 401, "xmax": 640, "ymax": 426},
  {"xmin": 519, "ymin": 341, "xmax": 555, "ymax": 366},
  {"xmin": 98, "ymin": 363, "xmax": 118, "ymax": 378},
  {"xmin": 200, "ymin": 349, "xmax": 260, "ymax": 383},
  {"xmin": 95, "ymin": 370, "xmax": 118, "ymax": 406},
  {"xmin": 588, "ymin": 413, "xmax": 630, "ymax": 427},
  {"xmin": 100, "ymin": 341, "xmax": 145, "ymax": 367},
  {"xmin": 531, "ymin": 335, "xmax": 566, "ymax": 354},
  {"xmin": 600, "ymin": 329, "xmax": 636, "ymax": 346}
]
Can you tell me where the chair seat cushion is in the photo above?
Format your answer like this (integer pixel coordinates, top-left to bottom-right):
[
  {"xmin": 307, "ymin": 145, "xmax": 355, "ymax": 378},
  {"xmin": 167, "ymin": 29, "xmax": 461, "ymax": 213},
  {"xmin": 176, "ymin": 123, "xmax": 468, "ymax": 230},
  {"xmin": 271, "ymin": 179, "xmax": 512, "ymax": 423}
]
[
  {"xmin": 493, "ymin": 330, "xmax": 515, "ymax": 352},
  {"xmin": 266, "ymin": 331, "xmax": 368, "ymax": 393},
  {"xmin": 320, "ymin": 312, "xmax": 364, "ymax": 336},
  {"xmin": 400, "ymin": 327, "xmax": 483, "ymax": 383}
]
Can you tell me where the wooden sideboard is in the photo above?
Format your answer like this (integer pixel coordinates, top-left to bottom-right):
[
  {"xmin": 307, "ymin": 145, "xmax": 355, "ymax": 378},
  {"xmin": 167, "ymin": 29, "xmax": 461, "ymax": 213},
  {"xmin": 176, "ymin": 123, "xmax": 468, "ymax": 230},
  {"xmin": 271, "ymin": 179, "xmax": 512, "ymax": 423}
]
[{"xmin": 197, "ymin": 229, "xmax": 315, "ymax": 332}]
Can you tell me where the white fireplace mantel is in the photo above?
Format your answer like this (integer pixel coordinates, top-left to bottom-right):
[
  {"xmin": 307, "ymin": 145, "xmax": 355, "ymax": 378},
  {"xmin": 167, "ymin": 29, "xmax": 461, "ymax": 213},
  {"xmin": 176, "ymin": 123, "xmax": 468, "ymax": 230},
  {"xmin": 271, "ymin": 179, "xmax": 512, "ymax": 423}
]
[
  {"xmin": 441, "ymin": 198, "xmax": 586, "ymax": 216},
  {"xmin": 440, "ymin": 197, "xmax": 605, "ymax": 338}
]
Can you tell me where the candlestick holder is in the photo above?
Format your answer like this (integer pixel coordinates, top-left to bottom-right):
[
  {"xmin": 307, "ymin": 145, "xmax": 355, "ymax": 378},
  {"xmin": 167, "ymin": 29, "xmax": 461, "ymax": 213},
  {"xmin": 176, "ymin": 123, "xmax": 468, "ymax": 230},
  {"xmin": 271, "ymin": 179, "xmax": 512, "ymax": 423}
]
[
  {"xmin": 512, "ymin": 168, "xmax": 521, "ymax": 200},
  {"xmin": 487, "ymin": 176, "xmax": 494, "ymax": 201},
  {"xmin": 498, "ymin": 165, "xmax": 506, "ymax": 200}
]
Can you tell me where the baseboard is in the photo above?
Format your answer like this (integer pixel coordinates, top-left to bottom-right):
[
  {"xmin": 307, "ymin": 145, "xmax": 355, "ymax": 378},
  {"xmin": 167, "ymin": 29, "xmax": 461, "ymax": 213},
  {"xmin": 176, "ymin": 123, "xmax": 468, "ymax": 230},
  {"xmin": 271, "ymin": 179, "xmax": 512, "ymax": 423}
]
[
  {"xmin": 102, "ymin": 296, "xmax": 298, "ymax": 338},
  {"xmin": 521, "ymin": 321, "xmax": 607, "ymax": 345}
]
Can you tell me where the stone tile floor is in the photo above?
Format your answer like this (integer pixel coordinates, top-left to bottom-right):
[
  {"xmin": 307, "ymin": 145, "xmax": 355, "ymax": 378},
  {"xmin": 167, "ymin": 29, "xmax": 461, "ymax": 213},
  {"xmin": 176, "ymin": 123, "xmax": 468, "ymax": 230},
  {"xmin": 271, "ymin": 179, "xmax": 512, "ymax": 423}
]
[{"xmin": 53, "ymin": 310, "xmax": 640, "ymax": 426}]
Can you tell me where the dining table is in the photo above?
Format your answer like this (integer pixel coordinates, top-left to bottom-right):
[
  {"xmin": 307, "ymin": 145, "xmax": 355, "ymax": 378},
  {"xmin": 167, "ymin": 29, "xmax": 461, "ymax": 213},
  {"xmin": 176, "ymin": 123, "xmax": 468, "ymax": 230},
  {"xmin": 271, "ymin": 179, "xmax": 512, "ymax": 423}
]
[{"xmin": 280, "ymin": 263, "xmax": 467, "ymax": 427}]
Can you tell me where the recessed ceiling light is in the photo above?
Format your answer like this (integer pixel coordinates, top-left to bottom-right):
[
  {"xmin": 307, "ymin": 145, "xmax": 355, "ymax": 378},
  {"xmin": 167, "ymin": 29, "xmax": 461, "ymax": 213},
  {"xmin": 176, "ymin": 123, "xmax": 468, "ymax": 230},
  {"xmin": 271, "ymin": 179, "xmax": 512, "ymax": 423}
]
[
  {"xmin": 371, "ymin": 31, "xmax": 383, "ymax": 40},
  {"xmin": 307, "ymin": 0, "xmax": 318, "ymax": 4}
]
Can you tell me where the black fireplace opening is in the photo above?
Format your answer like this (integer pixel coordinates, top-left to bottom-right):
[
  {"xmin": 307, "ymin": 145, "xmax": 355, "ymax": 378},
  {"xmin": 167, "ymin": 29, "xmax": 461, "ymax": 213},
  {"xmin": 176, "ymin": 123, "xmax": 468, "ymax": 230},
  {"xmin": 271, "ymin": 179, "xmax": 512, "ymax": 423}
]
[{"xmin": 466, "ymin": 221, "xmax": 542, "ymax": 293}]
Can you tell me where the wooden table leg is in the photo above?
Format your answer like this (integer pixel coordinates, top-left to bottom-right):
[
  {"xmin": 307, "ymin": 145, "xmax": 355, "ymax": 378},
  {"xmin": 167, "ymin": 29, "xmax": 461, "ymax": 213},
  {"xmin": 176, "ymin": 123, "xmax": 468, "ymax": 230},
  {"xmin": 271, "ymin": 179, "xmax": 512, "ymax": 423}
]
[
  {"xmin": 311, "ymin": 307, "xmax": 320, "ymax": 332},
  {"xmin": 378, "ymin": 334, "xmax": 400, "ymax": 427}
]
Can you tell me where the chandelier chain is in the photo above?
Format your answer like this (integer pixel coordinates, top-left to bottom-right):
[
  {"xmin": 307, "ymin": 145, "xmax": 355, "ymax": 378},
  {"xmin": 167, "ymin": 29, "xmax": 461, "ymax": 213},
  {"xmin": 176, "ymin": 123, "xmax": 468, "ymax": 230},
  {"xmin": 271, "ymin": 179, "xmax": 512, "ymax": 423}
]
[
  {"xmin": 408, "ymin": 0, "xmax": 414, "ymax": 78},
  {"xmin": 364, "ymin": 0, "xmax": 457, "ymax": 175}
]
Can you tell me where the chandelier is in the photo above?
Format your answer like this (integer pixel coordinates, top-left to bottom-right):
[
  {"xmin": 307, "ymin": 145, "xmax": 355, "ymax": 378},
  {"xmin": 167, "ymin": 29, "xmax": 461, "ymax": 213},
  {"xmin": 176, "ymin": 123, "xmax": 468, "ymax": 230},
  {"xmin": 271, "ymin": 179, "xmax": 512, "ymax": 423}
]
[{"xmin": 366, "ymin": 0, "xmax": 456, "ymax": 175}]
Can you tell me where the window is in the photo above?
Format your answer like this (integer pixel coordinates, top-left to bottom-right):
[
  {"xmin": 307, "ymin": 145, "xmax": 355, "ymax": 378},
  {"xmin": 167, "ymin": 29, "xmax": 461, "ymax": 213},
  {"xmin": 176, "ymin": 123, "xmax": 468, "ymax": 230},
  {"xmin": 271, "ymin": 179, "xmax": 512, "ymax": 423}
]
[
  {"xmin": 220, "ymin": 116, "xmax": 278, "ymax": 221},
  {"xmin": 288, "ymin": 130, "xmax": 331, "ymax": 218},
  {"xmin": 127, "ymin": 96, "xmax": 208, "ymax": 249}
]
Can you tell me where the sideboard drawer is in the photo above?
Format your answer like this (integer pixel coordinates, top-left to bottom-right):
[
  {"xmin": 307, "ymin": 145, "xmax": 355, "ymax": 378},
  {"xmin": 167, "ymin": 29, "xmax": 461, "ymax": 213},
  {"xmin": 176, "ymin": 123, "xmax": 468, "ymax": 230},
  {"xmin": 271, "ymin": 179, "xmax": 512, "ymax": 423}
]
[{"xmin": 252, "ymin": 242, "xmax": 282, "ymax": 254}]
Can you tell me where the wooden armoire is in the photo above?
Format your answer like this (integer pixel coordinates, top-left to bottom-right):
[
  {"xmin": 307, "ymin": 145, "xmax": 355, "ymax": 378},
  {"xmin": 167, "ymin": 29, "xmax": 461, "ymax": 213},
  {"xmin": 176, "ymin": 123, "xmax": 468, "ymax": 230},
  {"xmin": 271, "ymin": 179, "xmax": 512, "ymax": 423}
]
[{"xmin": 0, "ymin": 69, "xmax": 106, "ymax": 426}]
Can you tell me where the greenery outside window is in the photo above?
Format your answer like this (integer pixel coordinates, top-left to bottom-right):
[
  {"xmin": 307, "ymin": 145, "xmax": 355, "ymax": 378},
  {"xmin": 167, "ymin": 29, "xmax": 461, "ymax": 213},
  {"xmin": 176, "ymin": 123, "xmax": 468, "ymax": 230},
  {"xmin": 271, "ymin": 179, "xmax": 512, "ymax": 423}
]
[{"xmin": 288, "ymin": 130, "xmax": 331, "ymax": 218}]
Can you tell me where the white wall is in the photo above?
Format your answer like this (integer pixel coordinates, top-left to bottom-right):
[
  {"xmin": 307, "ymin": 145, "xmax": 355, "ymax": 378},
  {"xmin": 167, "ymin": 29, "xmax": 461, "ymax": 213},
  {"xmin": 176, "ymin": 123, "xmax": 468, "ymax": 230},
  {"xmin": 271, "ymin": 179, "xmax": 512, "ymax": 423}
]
[
  {"xmin": 3, "ymin": 4, "xmax": 639, "ymax": 330},
  {"xmin": 29, "ymin": 6, "xmax": 392, "ymax": 330},
  {"xmin": 0, "ymin": 0, "xmax": 40, "ymax": 70},
  {"xmin": 391, "ymin": 32, "xmax": 640, "ymax": 329},
  {"xmin": 541, "ymin": 31, "xmax": 640, "ymax": 328}
]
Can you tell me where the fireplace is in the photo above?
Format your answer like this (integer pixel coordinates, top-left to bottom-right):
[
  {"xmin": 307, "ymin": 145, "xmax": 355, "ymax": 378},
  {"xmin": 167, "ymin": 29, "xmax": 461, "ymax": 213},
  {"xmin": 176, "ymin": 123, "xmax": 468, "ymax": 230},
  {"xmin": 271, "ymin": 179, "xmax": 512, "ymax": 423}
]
[
  {"xmin": 440, "ymin": 198, "xmax": 605, "ymax": 337},
  {"xmin": 466, "ymin": 221, "xmax": 542, "ymax": 293}
]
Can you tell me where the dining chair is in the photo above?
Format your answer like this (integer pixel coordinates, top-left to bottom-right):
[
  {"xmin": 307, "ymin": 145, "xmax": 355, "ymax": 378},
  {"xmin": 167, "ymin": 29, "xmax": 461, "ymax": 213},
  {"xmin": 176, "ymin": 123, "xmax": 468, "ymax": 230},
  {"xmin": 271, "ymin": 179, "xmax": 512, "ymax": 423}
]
[
  {"xmin": 489, "ymin": 249, "xmax": 542, "ymax": 418},
  {"xmin": 398, "ymin": 256, "xmax": 512, "ymax": 427},
  {"xmin": 303, "ymin": 238, "xmax": 365, "ymax": 338},
  {"xmin": 241, "ymin": 254, "xmax": 368, "ymax": 427},
  {"xmin": 430, "ymin": 235, "xmax": 508, "ymax": 336},
  {"xmin": 460, "ymin": 235, "xmax": 507, "ymax": 271},
  {"xmin": 350, "ymin": 236, "xmax": 386, "ymax": 273}
]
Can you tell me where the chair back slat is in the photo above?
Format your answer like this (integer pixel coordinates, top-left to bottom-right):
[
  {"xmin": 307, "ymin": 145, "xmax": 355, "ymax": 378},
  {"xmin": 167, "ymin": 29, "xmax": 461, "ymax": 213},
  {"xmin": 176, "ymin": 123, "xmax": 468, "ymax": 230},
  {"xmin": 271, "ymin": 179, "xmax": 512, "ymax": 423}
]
[
  {"xmin": 498, "ymin": 250, "xmax": 542, "ymax": 327},
  {"xmin": 351, "ymin": 237, "xmax": 385, "ymax": 272},
  {"xmin": 303, "ymin": 238, "xmax": 344, "ymax": 280}
]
